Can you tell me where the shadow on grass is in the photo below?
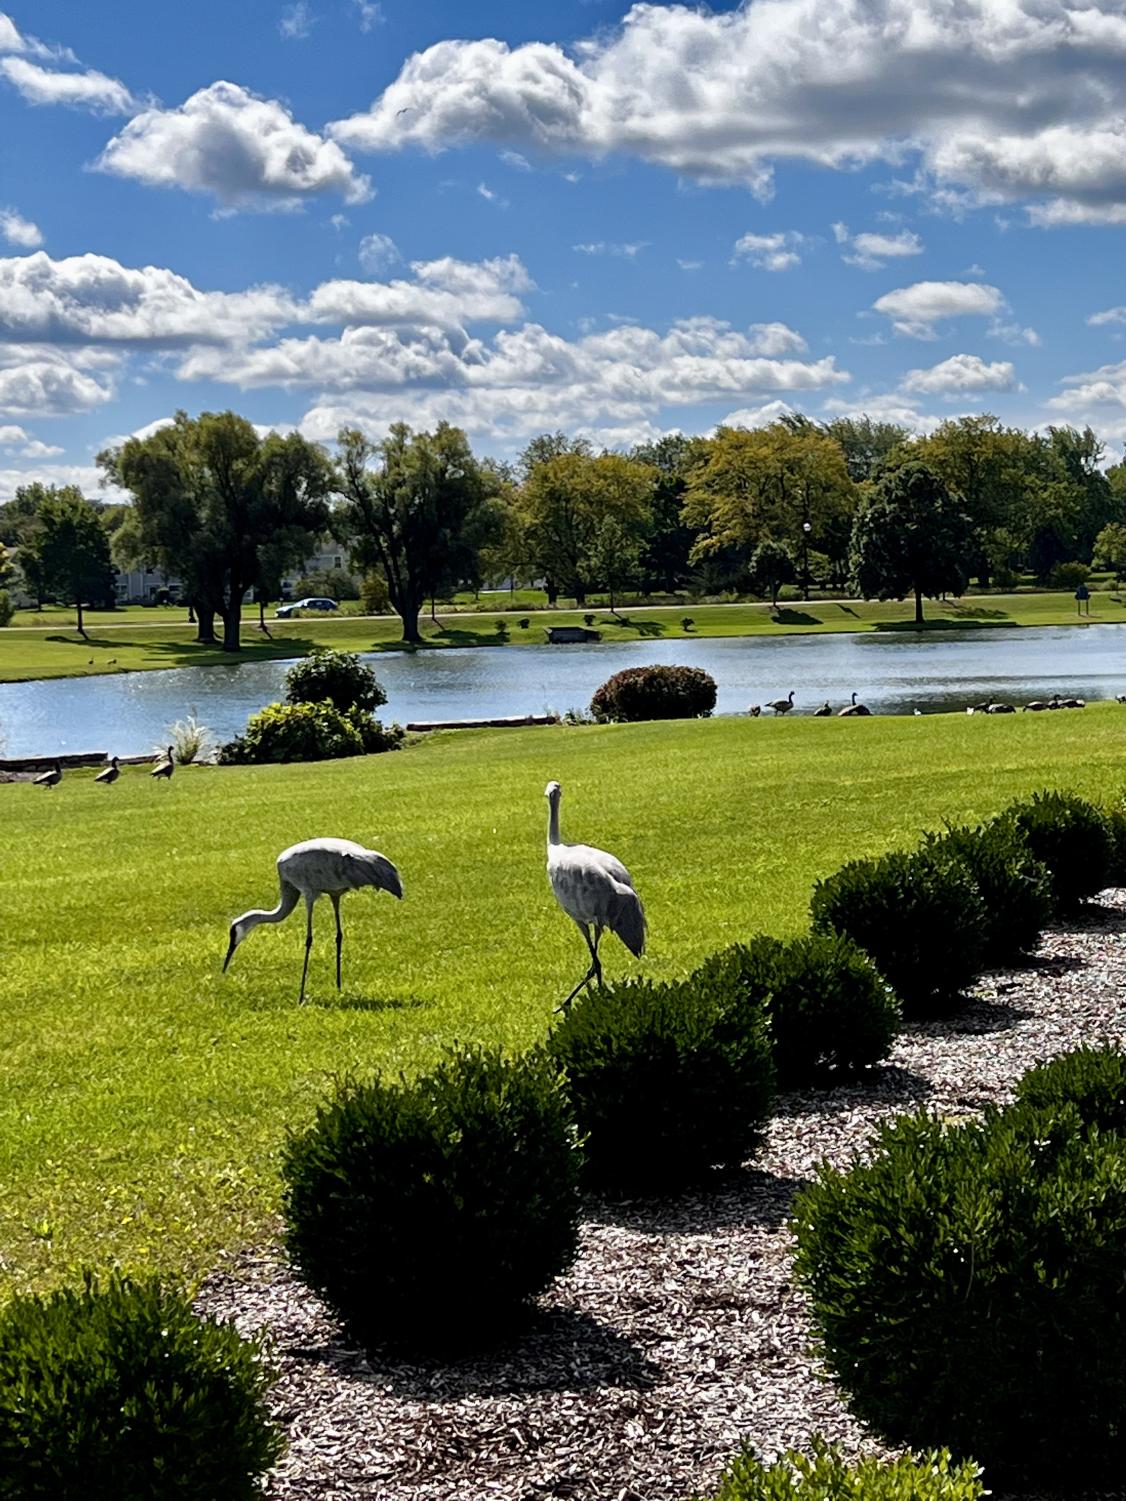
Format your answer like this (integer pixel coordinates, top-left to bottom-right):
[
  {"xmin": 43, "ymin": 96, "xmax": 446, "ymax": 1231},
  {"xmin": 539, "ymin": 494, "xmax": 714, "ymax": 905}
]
[
  {"xmin": 945, "ymin": 603, "xmax": 1011, "ymax": 621},
  {"xmin": 600, "ymin": 615, "xmax": 666, "ymax": 637},
  {"xmin": 836, "ymin": 604, "xmax": 860, "ymax": 617},
  {"xmin": 297, "ymin": 1304, "xmax": 659, "ymax": 1398},
  {"xmin": 429, "ymin": 625, "xmax": 506, "ymax": 648},
  {"xmin": 588, "ymin": 1165, "xmax": 806, "ymax": 1237},
  {"xmin": 873, "ymin": 617, "xmax": 1018, "ymax": 633},
  {"xmin": 772, "ymin": 1062, "xmax": 933, "ymax": 1119},
  {"xmin": 309, "ymin": 992, "xmax": 430, "ymax": 1013},
  {"xmin": 771, "ymin": 608, "xmax": 821, "ymax": 626}
]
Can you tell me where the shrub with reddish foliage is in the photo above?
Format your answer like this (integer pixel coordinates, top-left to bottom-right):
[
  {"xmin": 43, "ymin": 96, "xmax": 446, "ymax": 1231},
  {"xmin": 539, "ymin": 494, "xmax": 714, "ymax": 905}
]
[{"xmin": 590, "ymin": 664, "xmax": 717, "ymax": 722}]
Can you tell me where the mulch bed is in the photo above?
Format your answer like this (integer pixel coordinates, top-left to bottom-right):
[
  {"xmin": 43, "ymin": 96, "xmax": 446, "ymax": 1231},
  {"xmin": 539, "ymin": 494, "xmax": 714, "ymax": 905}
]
[{"xmin": 199, "ymin": 895, "xmax": 1126, "ymax": 1501}]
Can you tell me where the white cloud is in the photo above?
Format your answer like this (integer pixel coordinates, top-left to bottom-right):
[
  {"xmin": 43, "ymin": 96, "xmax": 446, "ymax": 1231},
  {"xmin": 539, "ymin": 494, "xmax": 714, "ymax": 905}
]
[
  {"xmin": 1051, "ymin": 360, "xmax": 1126, "ymax": 412},
  {"xmin": 822, "ymin": 394, "xmax": 941, "ymax": 433},
  {"xmin": 732, "ymin": 230, "xmax": 804, "ymax": 272},
  {"xmin": 305, "ymin": 253, "xmax": 532, "ymax": 332},
  {"xmin": 352, "ymin": 0, "xmax": 383, "ymax": 30},
  {"xmin": 97, "ymin": 82, "xmax": 372, "ymax": 211},
  {"xmin": 0, "ymin": 208, "xmax": 42, "ymax": 248},
  {"xmin": 872, "ymin": 280, "xmax": 1006, "ymax": 338},
  {"xmin": 833, "ymin": 223, "xmax": 923, "ymax": 270},
  {"xmin": 746, "ymin": 322, "xmax": 807, "ymax": 356},
  {"xmin": 901, "ymin": 353, "xmax": 1018, "ymax": 395},
  {"xmin": 0, "ymin": 462, "xmax": 121, "ymax": 500},
  {"xmin": 677, "ymin": 258, "xmax": 703, "ymax": 271},
  {"xmin": 0, "ymin": 346, "xmax": 116, "ymax": 417},
  {"xmin": 1088, "ymin": 306, "xmax": 1126, "ymax": 328},
  {"xmin": 357, "ymin": 232, "xmax": 399, "ymax": 274},
  {"xmin": 476, "ymin": 181, "xmax": 507, "ymax": 206},
  {"xmin": 0, "ymin": 423, "xmax": 58, "ymax": 455},
  {"xmin": 500, "ymin": 150, "xmax": 531, "ymax": 171},
  {"xmin": 279, "ymin": 3, "xmax": 316, "ymax": 40},
  {"xmin": 720, "ymin": 400, "xmax": 798, "ymax": 429},
  {"xmin": 0, "ymin": 55, "xmax": 133, "ymax": 113},
  {"xmin": 573, "ymin": 241, "xmax": 646, "ymax": 258},
  {"xmin": 327, "ymin": 1, "xmax": 1126, "ymax": 222}
]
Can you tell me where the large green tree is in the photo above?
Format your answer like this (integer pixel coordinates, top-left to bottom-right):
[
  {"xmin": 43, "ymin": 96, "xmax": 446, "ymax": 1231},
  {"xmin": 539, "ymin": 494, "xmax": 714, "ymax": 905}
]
[
  {"xmin": 821, "ymin": 415, "xmax": 913, "ymax": 483},
  {"xmin": 20, "ymin": 486, "xmax": 115, "ymax": 636},
  {"xmin": 849, "ymin": 461, "xmax": 973, "ymax": 625},
  {"xmin": 101, "ymin": 411, "xmax": 333, "ymax": 651},
  {"xmin": 630, "ymin": 433, "xmax": 698, "ymax": 592},
  {"xmin": 335, "ymin": 422, "xmax": 500, "ymax": 644}
]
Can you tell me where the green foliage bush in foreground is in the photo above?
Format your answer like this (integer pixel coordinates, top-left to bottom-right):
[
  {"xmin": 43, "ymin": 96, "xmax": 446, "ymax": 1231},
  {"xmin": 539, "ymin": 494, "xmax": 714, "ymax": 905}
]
[
  {"xmin": 704, "ymin": 1437, "xmax": 984, "ymax": 1501},
  {"xmin": 547, "ymin": 976, "xmax": 774, "ymax": 1191},
  {"xmin": 284, "ymin": 647, "xmax": 387, "ymax": 714},
  {"xmin": 1002, "ymin": 789, "xmax": 1113, "ymax": 910},
  {"xmin": 0, "ymin": 591, "xmax": 13, "ymax": 628},
  {"xmin": 590, "ymin": 664, "xmax": 717, "ymax": 722},
  {"xmin": 793, "ymin": 1047, "xmax": 1126, "ymax": 1486},
  {"xmin": 0, "ymin": 1272, "xmax": 281, "ymax": 1501},
  {"xmin": 922, "ymin": 819, "xmax": 1053, "ymax": 965},
  {"xmin": 810, "ymin": 847, "xmax": 987, "ymax": 1015},
  {"xmin": 694, "ymin": 933, "xmax": 899, "ymax": 1087},
  {"xmin": 282, "ymin": 1046, "xmax": 581, "ymax": 1351},
  {"xmin": 219, "ymin": 700, "xmax": 402, "ymax": 764}
]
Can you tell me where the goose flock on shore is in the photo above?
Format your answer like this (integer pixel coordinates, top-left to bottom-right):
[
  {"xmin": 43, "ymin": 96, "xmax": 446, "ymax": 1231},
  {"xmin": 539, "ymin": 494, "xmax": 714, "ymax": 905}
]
[{"xmin": 748, "ymin": 689, "xmax": 1101, "ymax": 717}]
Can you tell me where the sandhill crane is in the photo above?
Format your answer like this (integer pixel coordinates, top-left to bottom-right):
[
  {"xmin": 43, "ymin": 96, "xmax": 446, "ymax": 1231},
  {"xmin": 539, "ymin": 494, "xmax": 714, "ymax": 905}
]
[
  {"xmin": 94, "ymin": 756, "xmax": 120, "ymax": 785},
  {"xmin": 838, "ymin": 691, "xmax": 870, "ymax": 717},
  {"xmin": 224, "ymin": 837, "xmax": 403, "ymax": 1003},
  {"xmin": 33, "ymin": 760, "xmax": 61, "ymax": 789},
  {"xmin": 151, "ymin": 745, "xmax": 175, "ymax": 782},
  {"xmin": 545, "ymin": 780, "xmax": 646, "ymax": 1010},
  {"xmin": 814, "ymin": 700, "xmax": 832, "ymax": 716},
  {"xmin": 766, "ymin": 690, "xmax": 795, "ymax": 715}
]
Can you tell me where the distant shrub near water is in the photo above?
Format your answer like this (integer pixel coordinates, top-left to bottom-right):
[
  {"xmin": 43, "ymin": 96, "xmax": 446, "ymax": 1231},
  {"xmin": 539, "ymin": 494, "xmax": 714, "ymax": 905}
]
[
  {"xmin": 284, "ymin": 648, "xmax": 386, "ymax": 714},
  {"xmin": 591, "ymin": 664, "xmax": 717, "ymax": 723}
]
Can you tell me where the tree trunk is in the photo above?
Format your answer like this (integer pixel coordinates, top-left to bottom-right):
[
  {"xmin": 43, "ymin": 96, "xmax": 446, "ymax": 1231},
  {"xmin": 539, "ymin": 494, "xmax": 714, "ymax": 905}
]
[
  {"xmin": 195, "ymin": 609, "xmax": 217, "ymax": 644},
  {"xmin": 221, "ymin": 608, "xmax": 241, "ymax": 652},
  {"xmin": 188, "ymin": 601, "xmax": 196, "ymax": 623},
  {"xmin": 400, "ymin": 602, "xmax": 422, "ymax": 644},
  {"xmin": 574, "ymin": 586, "xmax": 586, "ymax": 606},
  {"xmin": 76, "ymin": 597, "xmax": 86, "ymax": 638},
  {"xmin": 545, "ymin": 579, "xmax": 558, "ymax": 606},
  {"xmin": 914, "ymin": 586, "xmax": 924, "ymax": 626}
]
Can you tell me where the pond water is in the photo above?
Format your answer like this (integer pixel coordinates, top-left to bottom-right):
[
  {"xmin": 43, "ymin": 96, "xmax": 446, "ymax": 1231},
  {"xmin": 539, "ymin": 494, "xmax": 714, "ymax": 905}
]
[{"xmin": 2, "ymin": 624, "xmax": 1125, "ymax": 759}]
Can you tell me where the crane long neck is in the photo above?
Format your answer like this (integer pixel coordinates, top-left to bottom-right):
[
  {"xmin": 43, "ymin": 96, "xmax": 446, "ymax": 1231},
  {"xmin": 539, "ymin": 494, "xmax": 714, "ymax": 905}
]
[
  {"xmin": 242, "ymin": 879, "xmax": 301, "ymax": 932},
  {"xmin": 547, "ymin": 795, "xmax": 562, "ymax": 847}
]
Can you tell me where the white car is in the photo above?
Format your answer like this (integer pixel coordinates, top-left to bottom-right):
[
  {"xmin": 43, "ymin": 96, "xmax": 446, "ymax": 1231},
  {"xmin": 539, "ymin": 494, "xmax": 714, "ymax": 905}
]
[{"xmin": 276, "ymin": 597, "xmax": 340, "ymax": 619}]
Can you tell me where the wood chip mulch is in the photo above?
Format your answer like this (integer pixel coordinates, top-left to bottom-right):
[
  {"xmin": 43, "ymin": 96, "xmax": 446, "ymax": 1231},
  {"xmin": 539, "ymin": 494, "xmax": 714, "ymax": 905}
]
[{"xmin": 199, "ymin": 894, "xmax": 1126, "ymax": 1501}]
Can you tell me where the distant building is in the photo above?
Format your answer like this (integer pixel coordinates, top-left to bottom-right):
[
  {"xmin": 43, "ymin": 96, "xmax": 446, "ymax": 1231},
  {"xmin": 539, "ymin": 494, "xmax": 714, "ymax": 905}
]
[{"xmin": 114, "ymin": 539, "xmax": 351, "ymax": 605}]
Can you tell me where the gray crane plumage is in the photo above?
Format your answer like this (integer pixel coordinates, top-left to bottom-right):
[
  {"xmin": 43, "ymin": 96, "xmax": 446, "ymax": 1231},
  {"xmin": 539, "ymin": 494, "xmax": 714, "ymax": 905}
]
[
  {"xmin": 224, "ymin": 837, "xmax": 403, "ymax": 1003},
  {"xmin": 545, "ymin": 780, "xmax": 646, "ymax": 1010}
]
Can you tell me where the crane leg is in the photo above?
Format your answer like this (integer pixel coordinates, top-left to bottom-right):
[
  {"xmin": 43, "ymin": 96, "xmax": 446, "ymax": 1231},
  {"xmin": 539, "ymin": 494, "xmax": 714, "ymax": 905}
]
[
  {"xmin": 556, "ymin": 924, "xmax": 599, "ymax": 1012},
  {"xmin": 299, "ymin": 898, "xmax": 314, "ymax": 1005},
  {"xmin": 331, "ymin": 894, "xmax": 343, "ymax": 991}
]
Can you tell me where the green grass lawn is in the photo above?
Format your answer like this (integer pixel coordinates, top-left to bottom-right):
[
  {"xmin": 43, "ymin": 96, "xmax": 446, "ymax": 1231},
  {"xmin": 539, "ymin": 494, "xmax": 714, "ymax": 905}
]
[
  {"xmin": 3, "ymin": 706, "xmax": 1126, "ymax": 1293},
  {"xmin": 2, "ymin": 590, "xmax": 1123, "ymax": 684}
]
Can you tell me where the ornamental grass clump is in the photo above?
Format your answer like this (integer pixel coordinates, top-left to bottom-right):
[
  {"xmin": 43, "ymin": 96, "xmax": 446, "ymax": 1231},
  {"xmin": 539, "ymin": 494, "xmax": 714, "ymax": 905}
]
[
  {"xmin": 810, "ymin": 846, "xmax": 987, "ymax": 1016},
  {"xmin": 793, "ymin": 1046, "xmax": 1126, "ymax": 1487},
  {"xmin": 0, "ymin": 1272, "xmax": 282, "ymax": 1501},
  {"xmin": 1001, "ymin": 789, "xmax": 1113, "ymax": 911},
  {"xmin": 693, "ymin": 933, "xmax": 899, "ymax": 1088},
  {"xmin": 590, "ymin": 664, "xmax": 717, "ymax": 722},
  {"xmin": 922, "ymin": 819, "xmax": 1052, "ymax": 965},
  {"xmin": 546, "ymin": 975, "xmax": 774, "ymax": 1192},
  {"xmin": 282, "ymin": 1045, "xmax": 582, "ymax": 1352},
  {"xmin": 703, "ymin": 1436, "xmax": 984, "ymax": 1501}
]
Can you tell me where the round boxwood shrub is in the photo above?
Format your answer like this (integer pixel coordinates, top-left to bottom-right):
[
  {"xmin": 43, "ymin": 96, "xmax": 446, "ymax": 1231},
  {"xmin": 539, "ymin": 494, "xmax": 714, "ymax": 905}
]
[
  {"xmin": 1103, "ymin": 796, "xmax": 1126, "ymax": 886},
  {"xmin": 922, "ymin": 819, "xmax": 1053, "ymax": 966},
  {"xmin": 590, "ymin": 664, "xmax": 717, "ymax": 723},
  {"xmin": 1001, "ymin": 790, "xmax": 1113, "ymax": 911},
  {"xmin": 282, "ymin": 1045, "xmax": 581, "ymax": 1352},
  {"xmin": 284, "ymin": 647, "xmax": 387, "ymax": 714},
  {"xmin": 705, "ymin": 1437, "xmax": 984, "ymax": 1501},
  {"xmin": 1013, "ymin": 1044, "xmax": 1126, "ymax": 1132},
  {"xmin": 546, "ymin": 976, "xmax": 774, "ymax": 1192},
  {"xmin": 693, "ymin": 933, "xmax": 899, "ymax": 1087},
  {"xmin": 793, "ymin": 1049, "xmax": 1126, "ymax": 1486},
  {"xmin": 810, "ymin": 847, "xmax": 987, "ymax": 1017},
  {"xmin": 0, "ymin": 1272, "xmax": 282, "ymax": 1501}
]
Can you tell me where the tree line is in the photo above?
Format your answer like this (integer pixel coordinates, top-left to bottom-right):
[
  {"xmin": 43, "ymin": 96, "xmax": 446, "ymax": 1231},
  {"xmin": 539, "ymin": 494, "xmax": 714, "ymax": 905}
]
[{"xmin": 2, "ymin": 409, "xmax": 1126, "ymax": 643}]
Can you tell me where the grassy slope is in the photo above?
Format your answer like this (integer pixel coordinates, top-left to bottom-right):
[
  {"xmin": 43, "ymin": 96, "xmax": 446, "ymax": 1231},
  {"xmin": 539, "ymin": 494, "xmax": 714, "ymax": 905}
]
[
  {"xmin": 1, "ymin": 590, "xmax": 1123, "ymax": 683},
  {"xmin": 3, "ymin": 705, "xmax": 1126, "ymax": 1290}
]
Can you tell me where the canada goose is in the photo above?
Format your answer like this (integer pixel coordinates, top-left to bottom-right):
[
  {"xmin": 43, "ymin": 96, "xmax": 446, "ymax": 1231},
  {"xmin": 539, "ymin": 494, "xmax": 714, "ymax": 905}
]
[
  {"xmin": 766, "ymin": 691, "xmax": 795, "ymax": 715},
  {"xmin": 1022, "ymin": 700, "xmax": 1050, "ymax": 712},
  {"xmin": 986, "ymin": 703, "xmax": 1016, "ymax": 714},
  {"xmin": 814, "ymin": 701, "xmax": 832, "ymax": 717},
  {"xmin": 1116, "ymin": 694, "xmax": 1126, "ymax": 704},
  {"xmin": 94, "ymin": 756, "xmax": 120, "ymax": 785},
  {"xmin": 1046, "ymin": 694, "xmax": 1064, "ymax": 709},
  {"xmin": 838, "ymin": 691, "xmax": 870, "ymax": 717},
  {"xmin": 151, "ymin": 745, "xmax": 175, "ymax": 782},
  {"xmin": 747, "ymin": 704, "xmax": 761, "ymax": 718},
  {"xmin": 33, "ymin": 760, "xmax": 62, "ymax": 788},
  {"xmin": 1060, "ymin": 697, "xmax": 1086, "ymax": 709}
]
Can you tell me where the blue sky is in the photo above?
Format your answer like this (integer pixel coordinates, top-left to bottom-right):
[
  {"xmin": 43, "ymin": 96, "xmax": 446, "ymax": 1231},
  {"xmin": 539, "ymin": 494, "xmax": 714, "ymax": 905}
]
[{"xmin": 3, "ymin": 0, "xmax": 1126, "ymax": 497}]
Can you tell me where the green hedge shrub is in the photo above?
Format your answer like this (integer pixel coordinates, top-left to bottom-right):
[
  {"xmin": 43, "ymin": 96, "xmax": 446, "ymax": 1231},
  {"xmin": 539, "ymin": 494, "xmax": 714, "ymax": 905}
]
[
  {"xmin": 793, "ymin": 1048, "xmax": 1126, "ymax": 1486},
  {"xmin": 590, "ymin": 664, "xmax": 717, "ymax": 722},
  {"xmin": 282, "ymin": 1045, "xmax": 581, "ymax": 1352},
  {"xmin": 218, "ymin": 700, "xmax": 402, "ymax": 764},
  {"xmin": 1103, "ymin": 796, "xmax": 1126, "ymax": 885},
  {"xmin": 1002, "ymin": 790, "xmax": 1113, "ymax": 910},
  {"xmin": 810, "ymin": 847, "xmax": 987, "ymax": 1016},
  {"xmin": 922, "ymin": 820, "xmax": 1052, "ymax": 965},
  {"xmin": 546, "ymin": 976, "xmax": 774, "ymax": 1191},
  {"xmin": 0, "ymin": 1272, "xmax": 281, "ymax": 1501},
  {"xmin": 693, "ymin": 933, "xmax": 899, "ymax": 1087},
  {"xmin": 1013, "ymin": 1044, "xmax": 1126, "ymax": 1132},
  {"xmin": 704, "ymin": 1437, "xmax": 984, "ymax": 1501},
  {"xmin": 284, "ymin": 647, "xmax": 387, "ymax": 714},
  {"xmin": 0, "ymin": 591, "xmax": 13, "ymax": 628}
]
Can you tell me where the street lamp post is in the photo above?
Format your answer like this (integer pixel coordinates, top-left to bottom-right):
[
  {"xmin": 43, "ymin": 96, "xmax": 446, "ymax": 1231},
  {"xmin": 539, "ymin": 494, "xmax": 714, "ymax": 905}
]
[{"xmin": 801, "ymin": 519, "xmax": 812, "ymax": 600}]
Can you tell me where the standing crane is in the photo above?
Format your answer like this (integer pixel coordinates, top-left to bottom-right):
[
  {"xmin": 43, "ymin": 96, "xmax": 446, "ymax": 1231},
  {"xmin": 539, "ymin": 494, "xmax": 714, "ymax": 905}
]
[
  {"xmin": 151, "ymin": 746, "xmax": 175, "ymax": 782},
  {"xmin": 545, "ymin": 780, "xmax": 646, "ymax": 1010},
  {"xmin": 223, "ymin": 837, "xmax": 403, "ymax": 1004},
  {"xmin": 95, "ymin": 756, "xmax": 120, "ymax": 785},
  {"xmin": 33, "ymin": 760, "xmax": 62, "ymax": 789}
]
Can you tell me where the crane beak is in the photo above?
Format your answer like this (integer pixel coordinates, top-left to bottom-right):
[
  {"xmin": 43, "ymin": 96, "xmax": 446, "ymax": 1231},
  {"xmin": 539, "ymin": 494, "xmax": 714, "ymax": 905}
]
[{"xmin": 222, "ymin": 932, "xmax": 237, "ymax": 973}]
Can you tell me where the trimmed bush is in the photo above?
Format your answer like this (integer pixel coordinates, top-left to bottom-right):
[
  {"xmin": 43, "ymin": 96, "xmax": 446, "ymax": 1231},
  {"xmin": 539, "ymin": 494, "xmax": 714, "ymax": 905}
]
[
  {"xmin": 922, "ymin": 819, "xmax": 1052, "ymax": 965},
  {"xmin": 793, "ymin": 1049, "xmax": 1126, "ymax": 1486},
  {"xmin": 1002, "ymin": 790, "xmax": 1113, "ymax": 910},
  {"xmin": 0, "ymin": 591, "xmax": 13, "ymax": 628},
  {"xmin": 704, "ymin": 1437, "xmax": 983, "ymax": 1501},
  {"xmin": 282, "ymin": 1045, "xmax": 581, "ymax": 1351},
  {"xmin": 0, "ymin": 1272, "xmax": 282, "ymax": 1501},
  {"xmin": 1013, "ymin": 1044, "xmax": 1126, "ymax": 1133},
  {"xmin": 218, "ymin": 700, "xmax": 402, "ymax": 764},
  {"xmin": 1103, "ymin": 797, "xmax": 1126, "ymax": 885},
  {"xmin": 284, "ymin": 647, "xmax": 386, "ymax": 714},
  {"xmin": 810, "ymin": 847, "xmax": 987, "ymax": 1016},
  {"xmin": 546, "ymin": 976, "xmax": 774, "ymax": 1191},
  {"xmin": 590, "ymin": 664, "xmax": 717, "ymax": 723},
  {"xmin": 693, "ymin": 933, "xmax": 899, "ymax": 1087}
]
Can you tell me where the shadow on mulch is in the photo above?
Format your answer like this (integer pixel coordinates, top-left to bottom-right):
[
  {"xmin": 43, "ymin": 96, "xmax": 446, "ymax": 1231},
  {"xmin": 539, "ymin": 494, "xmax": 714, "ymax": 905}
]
[
  {"xmin": 587, "ymin": 1165, "xmax": 807, "ymax": 1237},
  {"xmin": 1013, "ymin": 952, "xmax": 1089, "ymax": 977},
  {"xmin": 906, "ymin": 997, "xmax": 1031, "ymax": 1038},
  {"xmin": 288, "ymin": 1304, "xmax": 659, "ymax": 1400},
  {"xmin": 772, "ymin": 1063, "xmax": 933, "ymax": 1118},
  {"xmin": 1068, "ymin": 902, "xmax": 1126, "ymax": 933}
]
